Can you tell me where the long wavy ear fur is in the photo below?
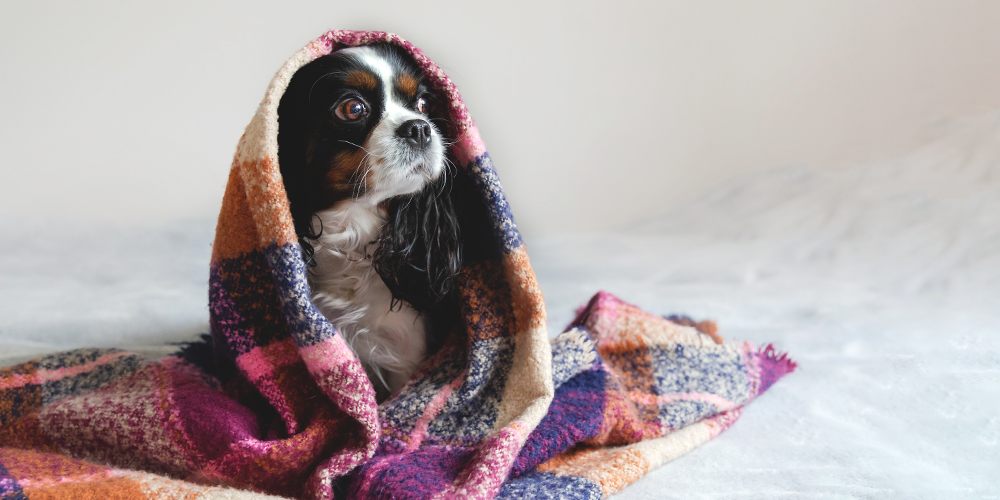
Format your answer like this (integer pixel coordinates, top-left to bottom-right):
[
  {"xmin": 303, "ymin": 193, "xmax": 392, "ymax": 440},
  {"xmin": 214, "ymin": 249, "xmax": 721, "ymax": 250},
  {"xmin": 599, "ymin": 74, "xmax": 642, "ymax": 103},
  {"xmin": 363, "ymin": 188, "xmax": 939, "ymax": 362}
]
[{"xmin": 372, "ymin": 165, "xmax": 463, "ymax": 320}]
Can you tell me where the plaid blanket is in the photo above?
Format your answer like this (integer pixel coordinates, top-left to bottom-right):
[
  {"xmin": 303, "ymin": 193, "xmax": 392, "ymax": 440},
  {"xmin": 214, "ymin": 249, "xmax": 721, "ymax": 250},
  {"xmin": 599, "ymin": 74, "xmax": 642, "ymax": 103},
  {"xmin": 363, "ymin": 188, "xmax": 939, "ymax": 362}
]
[{"xmin": 0, "ymin": 31, "xmax": 795, "ymax": 500}]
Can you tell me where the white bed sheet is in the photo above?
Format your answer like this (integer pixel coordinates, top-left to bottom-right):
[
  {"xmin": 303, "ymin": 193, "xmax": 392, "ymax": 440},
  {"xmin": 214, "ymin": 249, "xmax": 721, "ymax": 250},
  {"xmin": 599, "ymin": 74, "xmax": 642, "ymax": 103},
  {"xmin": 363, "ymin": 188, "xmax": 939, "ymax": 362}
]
[{"xmin": 2, "ymin": 113, "xmax": 998, "ymax": 498}]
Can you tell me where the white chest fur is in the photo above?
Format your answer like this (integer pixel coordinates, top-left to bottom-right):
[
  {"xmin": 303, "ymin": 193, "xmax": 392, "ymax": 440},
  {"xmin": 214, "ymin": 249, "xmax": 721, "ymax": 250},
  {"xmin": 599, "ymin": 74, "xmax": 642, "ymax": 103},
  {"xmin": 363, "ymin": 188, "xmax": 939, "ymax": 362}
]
[{"xmin": 307, "ymin": 201, "xmax": 428, "ymax": 397}]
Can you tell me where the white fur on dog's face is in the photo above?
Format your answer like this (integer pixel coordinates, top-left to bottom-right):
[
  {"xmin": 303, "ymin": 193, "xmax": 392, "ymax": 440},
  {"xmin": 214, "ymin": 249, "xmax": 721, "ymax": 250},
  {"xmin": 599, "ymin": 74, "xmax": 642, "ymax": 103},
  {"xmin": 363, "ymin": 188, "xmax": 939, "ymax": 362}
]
[{"xmin": 338, "ymin": 46, "xmax": 445, "ymax": 205}]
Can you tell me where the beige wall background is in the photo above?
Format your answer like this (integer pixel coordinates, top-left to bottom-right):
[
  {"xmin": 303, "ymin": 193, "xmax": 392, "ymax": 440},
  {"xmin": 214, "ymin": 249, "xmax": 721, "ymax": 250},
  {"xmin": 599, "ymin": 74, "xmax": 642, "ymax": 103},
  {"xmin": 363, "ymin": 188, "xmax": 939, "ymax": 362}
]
[{"xmin": 2, "ymin": 0, "xmax": 1000, "ymax": 236}]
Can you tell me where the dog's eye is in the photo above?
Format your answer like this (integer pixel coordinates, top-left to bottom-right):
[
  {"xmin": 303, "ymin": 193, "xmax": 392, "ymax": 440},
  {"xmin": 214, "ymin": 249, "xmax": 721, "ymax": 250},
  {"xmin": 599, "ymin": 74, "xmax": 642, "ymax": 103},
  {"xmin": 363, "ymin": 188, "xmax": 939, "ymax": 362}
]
[
  {"xmin": 416, "ymin": 97, "xmax": 428, "ymax": 114},
  {"xmin": 335, "ymin": 99, "xmax": 369, "ymax": 121}
]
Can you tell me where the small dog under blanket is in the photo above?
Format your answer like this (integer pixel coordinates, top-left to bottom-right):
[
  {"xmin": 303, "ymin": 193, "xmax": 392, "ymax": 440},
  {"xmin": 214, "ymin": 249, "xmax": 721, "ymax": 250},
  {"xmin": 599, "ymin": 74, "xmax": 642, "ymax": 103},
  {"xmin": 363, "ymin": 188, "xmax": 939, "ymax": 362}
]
[
  {"xmin": 276, "ymin": 42, "xmax": 463, "ymax": 401},
  {"xmin": 0, "ymin": 31, "xmax": 795, "ymax": 500}
]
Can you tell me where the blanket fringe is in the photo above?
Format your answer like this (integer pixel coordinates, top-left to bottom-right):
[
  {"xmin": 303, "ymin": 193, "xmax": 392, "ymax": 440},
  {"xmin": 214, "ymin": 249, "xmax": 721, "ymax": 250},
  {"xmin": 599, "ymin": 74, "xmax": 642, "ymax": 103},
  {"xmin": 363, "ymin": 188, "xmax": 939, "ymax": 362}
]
[{"xmin": 755, "ymin": 343, "xmax": 798, "ymax": 394}]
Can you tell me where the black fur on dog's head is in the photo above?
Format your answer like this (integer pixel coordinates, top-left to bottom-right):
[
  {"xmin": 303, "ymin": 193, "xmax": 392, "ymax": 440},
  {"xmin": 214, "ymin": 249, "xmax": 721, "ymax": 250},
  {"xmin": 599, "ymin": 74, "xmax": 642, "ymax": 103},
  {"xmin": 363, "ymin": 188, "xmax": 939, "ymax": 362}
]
[{"xmin": 277, "ymin": 42, "xmax": 462, "ymax": 316}]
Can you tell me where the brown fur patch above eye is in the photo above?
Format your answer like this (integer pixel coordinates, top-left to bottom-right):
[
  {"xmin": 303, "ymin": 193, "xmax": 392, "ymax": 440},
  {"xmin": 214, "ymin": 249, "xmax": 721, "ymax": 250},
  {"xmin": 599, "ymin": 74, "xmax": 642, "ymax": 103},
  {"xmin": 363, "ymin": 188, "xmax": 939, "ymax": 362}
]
[
  {"xmin": 346, "ymin": 71, "xmax": 377, "ymax": 91},
  {"xmin": 397, "ymin": 74, "xmax": 418, "ymax": 97}
]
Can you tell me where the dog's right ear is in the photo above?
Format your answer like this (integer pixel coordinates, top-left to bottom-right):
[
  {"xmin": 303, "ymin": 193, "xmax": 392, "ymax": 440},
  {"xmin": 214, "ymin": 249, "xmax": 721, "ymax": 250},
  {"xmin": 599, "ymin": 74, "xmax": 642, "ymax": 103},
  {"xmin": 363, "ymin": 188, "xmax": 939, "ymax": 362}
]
[{"xmin": 278, "ymin": 57, "xmax": 331, "ymax": 251}]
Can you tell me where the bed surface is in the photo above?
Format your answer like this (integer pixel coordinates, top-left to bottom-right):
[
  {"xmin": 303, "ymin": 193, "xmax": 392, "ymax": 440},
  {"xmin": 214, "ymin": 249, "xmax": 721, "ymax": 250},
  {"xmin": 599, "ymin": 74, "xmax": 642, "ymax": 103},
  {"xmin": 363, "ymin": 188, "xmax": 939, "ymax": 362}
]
[{"xmin": 2, "ymin": 114, "xmax": 998, "ymax": 498}]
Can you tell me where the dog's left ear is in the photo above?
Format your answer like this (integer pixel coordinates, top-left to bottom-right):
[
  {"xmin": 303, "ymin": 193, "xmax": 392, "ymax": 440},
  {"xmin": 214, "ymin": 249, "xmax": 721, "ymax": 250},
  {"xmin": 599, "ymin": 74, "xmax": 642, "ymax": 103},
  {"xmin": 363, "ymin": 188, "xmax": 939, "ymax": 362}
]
[{"xmin": 372, "ymin": 166, "xmax": 463, "ymax": 315}]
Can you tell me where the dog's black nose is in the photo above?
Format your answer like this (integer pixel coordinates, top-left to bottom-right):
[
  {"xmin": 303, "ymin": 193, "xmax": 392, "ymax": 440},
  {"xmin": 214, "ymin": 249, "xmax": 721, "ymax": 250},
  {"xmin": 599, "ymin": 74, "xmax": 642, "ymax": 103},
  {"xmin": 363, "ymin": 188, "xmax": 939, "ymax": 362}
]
[{"xmin": 396, "ymin": 119, "xmax": 432, "ymax": 149}]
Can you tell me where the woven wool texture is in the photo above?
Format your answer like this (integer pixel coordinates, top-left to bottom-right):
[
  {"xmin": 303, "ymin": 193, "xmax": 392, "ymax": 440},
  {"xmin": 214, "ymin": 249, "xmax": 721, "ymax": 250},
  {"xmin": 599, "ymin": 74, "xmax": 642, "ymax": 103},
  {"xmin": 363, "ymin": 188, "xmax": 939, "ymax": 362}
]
[{"xmin": 0, "ymin": 31, "xmax": 795, "ymax": 500}]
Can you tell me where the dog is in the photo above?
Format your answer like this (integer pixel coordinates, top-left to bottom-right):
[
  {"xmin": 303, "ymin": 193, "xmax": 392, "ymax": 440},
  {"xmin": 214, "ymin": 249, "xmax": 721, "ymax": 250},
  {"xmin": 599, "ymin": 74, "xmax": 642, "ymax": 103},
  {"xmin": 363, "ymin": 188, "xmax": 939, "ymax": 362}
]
[{"xmin": 277, "ymin": 42, "xmax": 462, "ymax": 401}]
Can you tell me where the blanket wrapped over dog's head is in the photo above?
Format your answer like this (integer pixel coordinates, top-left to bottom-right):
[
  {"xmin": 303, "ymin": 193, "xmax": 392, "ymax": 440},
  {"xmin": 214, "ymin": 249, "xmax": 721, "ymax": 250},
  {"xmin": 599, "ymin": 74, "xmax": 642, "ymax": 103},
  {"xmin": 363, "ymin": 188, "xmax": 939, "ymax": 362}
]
[
  {"xmin": 0, "ymin": 30, "xmax": 794, "ymax": 500},
  {"xmin": 209, "ymin": 29, "xmax": 553, "ymax": 497}
]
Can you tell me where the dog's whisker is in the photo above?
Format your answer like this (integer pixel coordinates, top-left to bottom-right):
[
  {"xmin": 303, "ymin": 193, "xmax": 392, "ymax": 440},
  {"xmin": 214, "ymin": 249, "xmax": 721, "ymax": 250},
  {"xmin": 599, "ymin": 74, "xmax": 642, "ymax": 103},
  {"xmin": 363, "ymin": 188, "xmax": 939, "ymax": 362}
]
[
  {"xmin": 338, "ymin": 140, "xmax": 373, "ymax": 153},
  {"xmin": 351, "ymin": 154, "xmax": 377, "ymax": 199}
]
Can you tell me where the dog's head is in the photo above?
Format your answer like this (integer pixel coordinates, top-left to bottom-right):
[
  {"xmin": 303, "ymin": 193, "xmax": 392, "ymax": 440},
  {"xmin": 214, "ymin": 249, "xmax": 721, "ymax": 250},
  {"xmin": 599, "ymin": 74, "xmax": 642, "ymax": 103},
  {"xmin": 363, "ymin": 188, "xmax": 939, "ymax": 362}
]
[
  {"xmin": 278, "ymin": 42, "xmax": 461, "ymax": 315},
  {"xmin": 278, "ymin": 42, "xmax": 448, "ymax": 213}
]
